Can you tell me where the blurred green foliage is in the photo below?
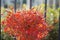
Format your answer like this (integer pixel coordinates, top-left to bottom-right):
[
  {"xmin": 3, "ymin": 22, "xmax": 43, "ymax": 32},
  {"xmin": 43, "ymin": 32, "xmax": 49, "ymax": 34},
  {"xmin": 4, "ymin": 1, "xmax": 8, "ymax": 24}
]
[{"xmin": 46, "ymin": 7, "xmax": 59, "ymax": 40}]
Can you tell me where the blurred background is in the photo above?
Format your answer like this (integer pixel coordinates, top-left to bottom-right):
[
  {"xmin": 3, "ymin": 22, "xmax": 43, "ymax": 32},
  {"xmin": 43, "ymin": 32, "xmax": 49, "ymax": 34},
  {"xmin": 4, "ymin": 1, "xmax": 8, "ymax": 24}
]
[
  {"xmin": 1, "ymin": 0, "xmax": 60, "ymax": 40},
  {"xmin": 1, "ymin": 0, "xmax": 60, "ymax": 9}
]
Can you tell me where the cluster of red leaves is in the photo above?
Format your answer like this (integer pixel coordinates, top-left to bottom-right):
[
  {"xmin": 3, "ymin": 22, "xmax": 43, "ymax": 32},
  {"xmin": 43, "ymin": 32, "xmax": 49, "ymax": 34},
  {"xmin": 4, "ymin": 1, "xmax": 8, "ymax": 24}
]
[{"xmin": 3, "ymin": 9, "xmax": 48, "ymax": 40}]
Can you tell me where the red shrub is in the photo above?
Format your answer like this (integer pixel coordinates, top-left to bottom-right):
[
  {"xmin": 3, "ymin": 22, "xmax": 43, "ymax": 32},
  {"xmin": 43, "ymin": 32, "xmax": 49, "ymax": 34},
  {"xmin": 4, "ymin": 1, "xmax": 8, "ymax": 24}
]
[{"xmin": 3, "ymin": 9, "xmax": 48, "ymax": 40}]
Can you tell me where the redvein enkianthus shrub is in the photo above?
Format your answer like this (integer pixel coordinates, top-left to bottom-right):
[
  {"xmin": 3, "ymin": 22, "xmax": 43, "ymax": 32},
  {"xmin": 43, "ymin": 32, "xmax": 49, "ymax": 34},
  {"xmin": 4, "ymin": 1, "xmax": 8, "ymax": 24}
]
[{"xmin": 3, "ymin": 9, "xmax": 49, "ymax": 40}]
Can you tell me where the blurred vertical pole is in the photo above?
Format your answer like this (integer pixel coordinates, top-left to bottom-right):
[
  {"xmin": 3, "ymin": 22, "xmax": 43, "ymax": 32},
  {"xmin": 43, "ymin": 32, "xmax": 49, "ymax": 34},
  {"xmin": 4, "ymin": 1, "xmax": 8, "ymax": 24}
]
[
  {"xmin": 58, "ymin": 0, "xmax": 60, "ymax": 40},
  {"xmin": 0, "ymin": 0, "xmax": 2, "ymax": 19},
  {"xmin": 30, "ymin": 0, "xmax": 32, "ymax": 9},
  {"xmin": 1, "ymin": 0, "xmax": 2, "ymax": 7},
  {"xmin": 0, "ymin": 0, "xmax": 2, "ymax": 9},
  {"xmin": 58, "ymin": 10, "xmax": 60, "ymax": 40},
  {"xmin": 14, "ymin": 0, "xmax": 16, "ymax": 12},
  {"xmin": 44, "ymin": 0, "xmax": 47, "ymax": 21},
  {"xmin": 0, "ymin": 0, "xmax": 1, "ymax": 39},
  {"xmin": 13, "ymin": 3, "xmax": 16, "ymax": 40}
]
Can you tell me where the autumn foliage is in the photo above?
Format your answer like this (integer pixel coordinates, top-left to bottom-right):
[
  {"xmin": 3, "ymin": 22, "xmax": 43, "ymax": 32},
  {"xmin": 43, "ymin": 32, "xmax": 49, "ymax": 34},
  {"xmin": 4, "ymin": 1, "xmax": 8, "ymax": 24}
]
[{"xmin": 2, "ymin": 9, "xmax": 49, "ymax": 40}]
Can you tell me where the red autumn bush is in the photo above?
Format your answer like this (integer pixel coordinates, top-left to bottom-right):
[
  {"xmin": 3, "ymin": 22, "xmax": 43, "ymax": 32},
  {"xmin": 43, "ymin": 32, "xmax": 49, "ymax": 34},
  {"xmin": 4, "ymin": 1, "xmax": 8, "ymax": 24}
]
[{"xmin": 3, "ymin": 9, "xmax": 49, "ymax": 40}]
